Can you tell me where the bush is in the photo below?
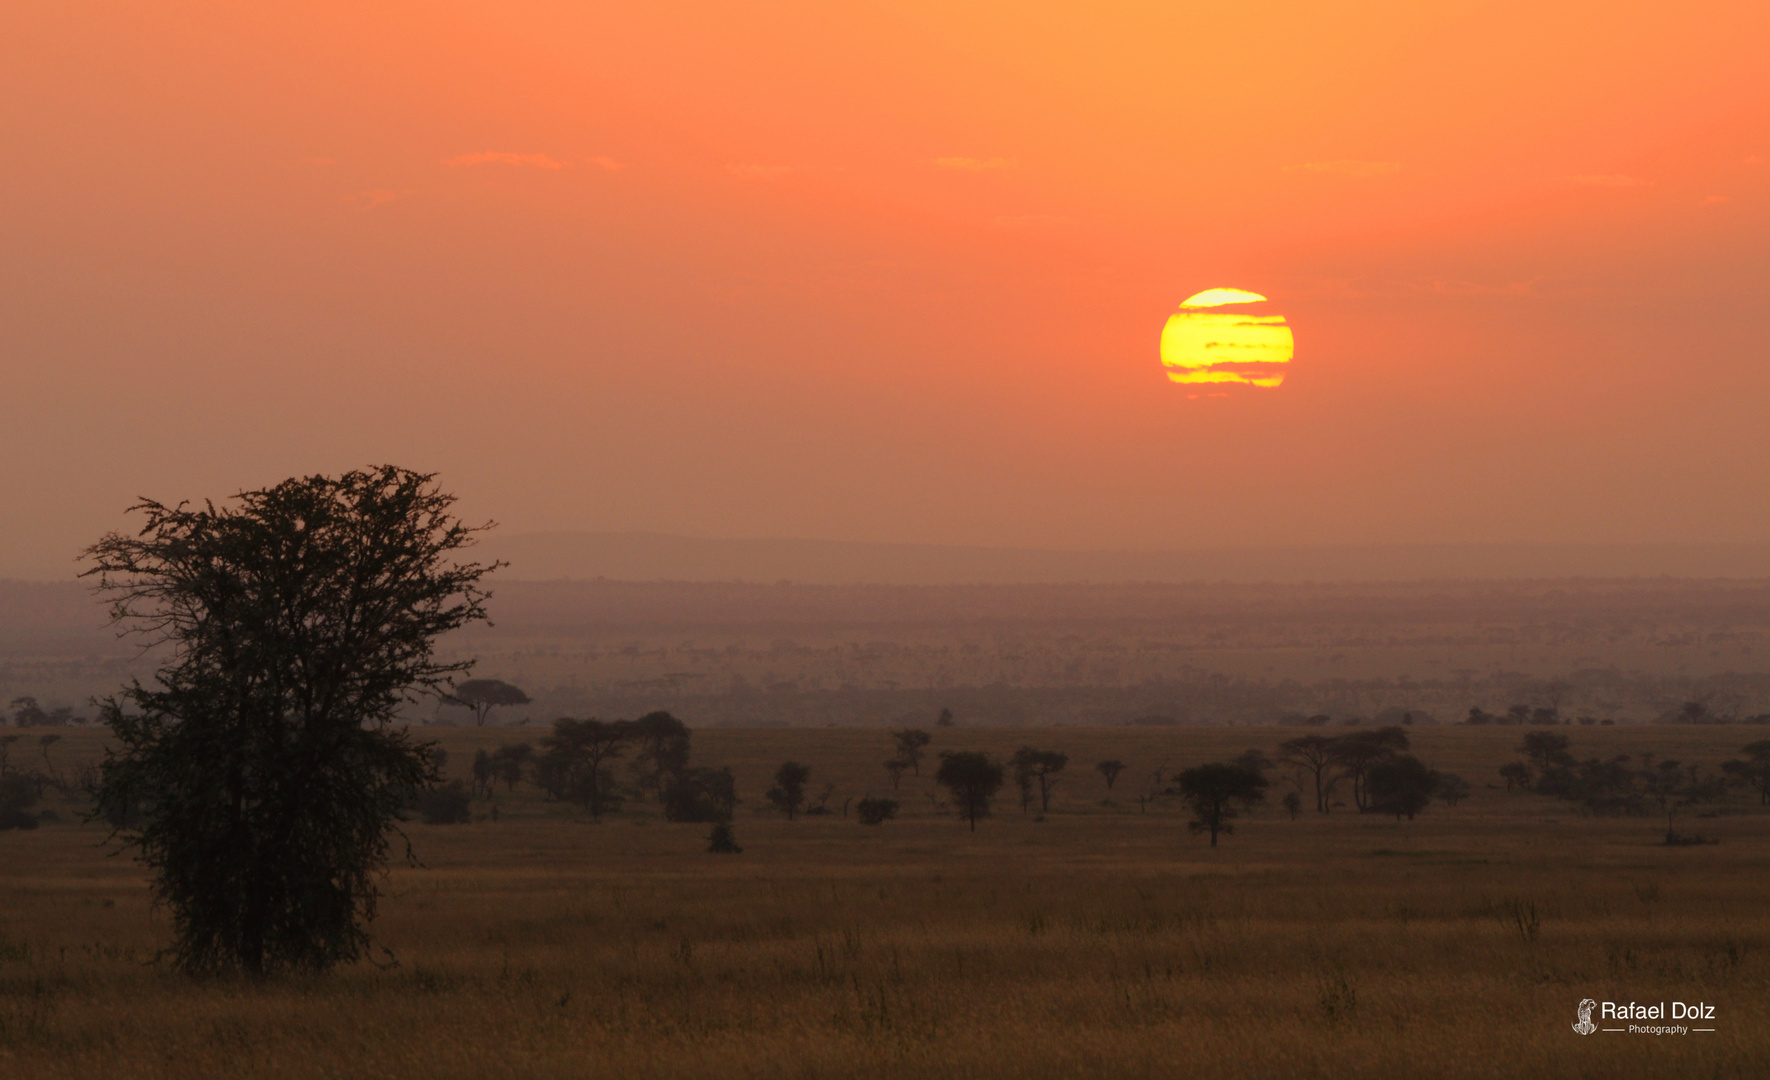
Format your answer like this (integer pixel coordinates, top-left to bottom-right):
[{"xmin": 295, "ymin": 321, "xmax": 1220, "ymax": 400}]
[
  {"xmin": 855, "ymin": 797, "xmax": 898, "ymax": 826},
  {"xmin": 666, "ymin": 767, "xmax": 739, "ymax": 823},
  {"xmin": 413, "ymin": 781, "xmax": 472, "ymax": 825},
  {"xmin": 707, "ymin": 823, "xmax": 742, "ymax": 853}
]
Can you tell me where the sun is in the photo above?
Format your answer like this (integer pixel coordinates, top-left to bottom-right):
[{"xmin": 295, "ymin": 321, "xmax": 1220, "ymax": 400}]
[{"xmin": 1159, "ymin": 288, "xmax": 1293, "ymax": 392}]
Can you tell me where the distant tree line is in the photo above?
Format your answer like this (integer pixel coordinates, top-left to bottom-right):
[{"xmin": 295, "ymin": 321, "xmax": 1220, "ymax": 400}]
[
  {"xmin": 3, "ymin": 697, "xmax": 77, "ymax": 727},
  {"xmin": 454, "ymin": 710, "xmax": 741, "ymax": 832},
  {"xmin": 1496, "ymin": 731, "xmax": 1770, "ymax": 843}
]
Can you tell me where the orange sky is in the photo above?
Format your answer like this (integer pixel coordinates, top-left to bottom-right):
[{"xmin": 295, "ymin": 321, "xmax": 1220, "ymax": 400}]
[{"xmin": 2, "ymin": 1, "xmax": 1767, "ymax": 577}]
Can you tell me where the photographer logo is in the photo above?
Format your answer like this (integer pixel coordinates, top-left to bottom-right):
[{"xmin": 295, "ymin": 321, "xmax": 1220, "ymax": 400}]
[{"xmin": 1572, "ymin": 998, "xmax": 1717, "ymax": 1036}]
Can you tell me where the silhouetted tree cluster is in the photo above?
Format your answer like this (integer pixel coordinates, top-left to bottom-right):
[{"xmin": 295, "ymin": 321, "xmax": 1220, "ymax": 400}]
[
  {"xmin": 665, "ymin": 766, "xmax": 740, "ymax": 823},
  {"xmin": 537, "ymin": 719, "xmax": 632, "ymax": 820},
  {"xmin": 1500, "ymin": 733, "xmax": 1734, "ymax": 840},
  {"xmin": 532, "ymin": 710, "xmax": 726, "ymax": 823},
  {"xmin": 471, "ymin": 743, "xmax": 533, "ymax": 797},
  {"xmin": 7, "ymin": 696, "xmax": 74, "ymax": 728},
  {"xmin": 1276, "ymin": 727, "xmax": 1439, "ymax": 815},
  {"xmin": 1464, "ymin": 704, "xmax": 1573, "ymax": 726}
]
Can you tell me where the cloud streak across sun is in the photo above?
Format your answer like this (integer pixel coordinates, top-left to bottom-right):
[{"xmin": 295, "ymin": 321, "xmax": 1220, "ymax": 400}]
[{"xmin": 1160, "ymin": 290, "xmax": 1293, "ymax": 390}]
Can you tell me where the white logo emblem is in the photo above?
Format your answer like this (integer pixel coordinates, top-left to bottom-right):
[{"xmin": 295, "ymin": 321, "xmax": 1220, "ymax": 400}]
[{"xmin": 1573, "ymin": 999, "xmax": 1598, "ymax": 1036}]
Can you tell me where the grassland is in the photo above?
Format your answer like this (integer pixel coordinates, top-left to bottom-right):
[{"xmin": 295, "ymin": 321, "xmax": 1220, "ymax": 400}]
[{"xmin": 4, "ymin": 724, "xmax": 1769, "ymax": 1078}]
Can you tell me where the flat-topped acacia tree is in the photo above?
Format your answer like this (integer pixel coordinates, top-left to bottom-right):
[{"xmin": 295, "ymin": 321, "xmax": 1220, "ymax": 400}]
[
  {"xmin": 84, "ymin": 466, "xmax": 496, "ymax": 976},
  {"xmin": 448, "ymin": 679, "xmax": 530, "ymax": 726}
]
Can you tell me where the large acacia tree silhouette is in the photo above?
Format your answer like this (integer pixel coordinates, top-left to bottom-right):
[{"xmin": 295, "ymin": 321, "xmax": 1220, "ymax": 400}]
[{"xmin": 85, "ymin": 466, "xmax": 496, "ymax": 975}]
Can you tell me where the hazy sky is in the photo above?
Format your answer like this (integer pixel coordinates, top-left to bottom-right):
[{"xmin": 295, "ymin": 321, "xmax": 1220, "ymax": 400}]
[{"xmin": 3, "ymin": 2, "xmax": 1767, "ymax": 578}]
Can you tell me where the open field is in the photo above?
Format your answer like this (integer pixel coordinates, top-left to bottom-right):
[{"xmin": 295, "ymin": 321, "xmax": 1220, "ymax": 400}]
[{"xmin": 4, "ymin": 724, "xmax": 1770, "ymax": 1078}]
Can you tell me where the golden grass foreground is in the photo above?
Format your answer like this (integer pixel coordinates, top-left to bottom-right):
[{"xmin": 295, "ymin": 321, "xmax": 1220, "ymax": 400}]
[{"xmin": 3, "ymin": 725, "xmax": 1768, "ymax": 1078}]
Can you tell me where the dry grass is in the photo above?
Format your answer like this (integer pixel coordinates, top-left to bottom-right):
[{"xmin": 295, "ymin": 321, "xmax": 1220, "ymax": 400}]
[{"xmin": 4, "ymin": 725, "xmax": 1769, "ymax": 1078}]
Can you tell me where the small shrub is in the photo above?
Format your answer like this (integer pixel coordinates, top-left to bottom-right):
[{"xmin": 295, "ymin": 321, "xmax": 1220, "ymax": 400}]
[
  {"xmin": 707, "ymin": 823, "xmax": 742, "ymax": 853},
  {"xmin": 855, "ymin": 797, "xmax": 898, "ymax": 826},
  {"xmin": 1500, "ymin": 898, "xmax": 1541, "ymax": 943},
  {"xmin": 1317, "ymin": 971, "xmax": 1358, "ymax": 1023},
  {"xmin": 1663, "ymin": 831, "xmax": 1716, "ymax": 846}
]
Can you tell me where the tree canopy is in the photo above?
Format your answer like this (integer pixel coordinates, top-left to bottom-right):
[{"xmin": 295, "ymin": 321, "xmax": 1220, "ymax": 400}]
[
  {"xmin": 766, "ymin": 760, "xmax": 812, "ymax": 819},
  {"xmin": 1365, "ymin": 755, "xmax": 1439, "ymax": 820},
  {"xmin": 1329, "ymin": 727, "xmax": 1409, "ymax": 812},
  {"xmin": 1722, "ymin": 741, "xmax": 1770, "ymax": 805},
  {"xmin": 934, "ymin": 751, "xmax": 1004, "ymax": 831},
  {"xmin": 536, "ymin": 719, "xmax": 631, "ymax": 820},
  {"xmin": 1176, "ymin": 763, "xmax": 1268, "ymax": 847},
  {"xmin": 448, "ymin": 680, "xmax": 530, "ymax": 726},
  {"xmin": 1009, "ymin": 747, "xmax": 1067, "ymax": 814},
  {"xmin": 891, "ymin": 728, "xmax": 933, "ymax": 775},
  {"xmin": 630, "ymin": 711, "xmax": 691, "ymax": 802},
  {"xmin": 83, "ymin": 466, "xmax": 495, "ymax": 975}
]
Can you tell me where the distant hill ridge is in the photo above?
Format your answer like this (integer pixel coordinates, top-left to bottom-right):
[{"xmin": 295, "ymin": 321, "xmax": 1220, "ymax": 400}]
[{"xmin": 476, "ymin": 532, "xmax": 1770, "ymax": 585}]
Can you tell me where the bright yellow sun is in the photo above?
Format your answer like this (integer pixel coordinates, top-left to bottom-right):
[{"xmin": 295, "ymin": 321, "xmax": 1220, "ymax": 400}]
[{"xmin": 1159, "ymin": 288, "xmax": 1293, "ymax": 391}]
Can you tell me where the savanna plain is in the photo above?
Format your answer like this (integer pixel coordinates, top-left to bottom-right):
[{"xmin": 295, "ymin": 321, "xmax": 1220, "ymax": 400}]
[{"xmin": 4, "ymin": 724, "xmax": 1767, "ymax": 1079}]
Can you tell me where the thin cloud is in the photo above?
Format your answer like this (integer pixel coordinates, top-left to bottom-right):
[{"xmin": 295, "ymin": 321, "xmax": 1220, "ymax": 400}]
[
  {"xmin": 1284, "ymin": 160, "xmax": 1401, "ymax": 177},
  {"xmin": 935, "ymin": 157, "xmax": 1015, "ymax": 171},
  {"xmin": 726, "ymin": 164, "xmax": 793, "ymax": 180},
  {"xmin": 1560, "ymin": 174, "xmax": 1652, "ymax": 188},
  {"xmin": 444, "ymin": 151, "xmax": 565, "ymax": 169},
  {"xmin": 588, "ymin": 156, "xmax": 626, "ymax": 172}
]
